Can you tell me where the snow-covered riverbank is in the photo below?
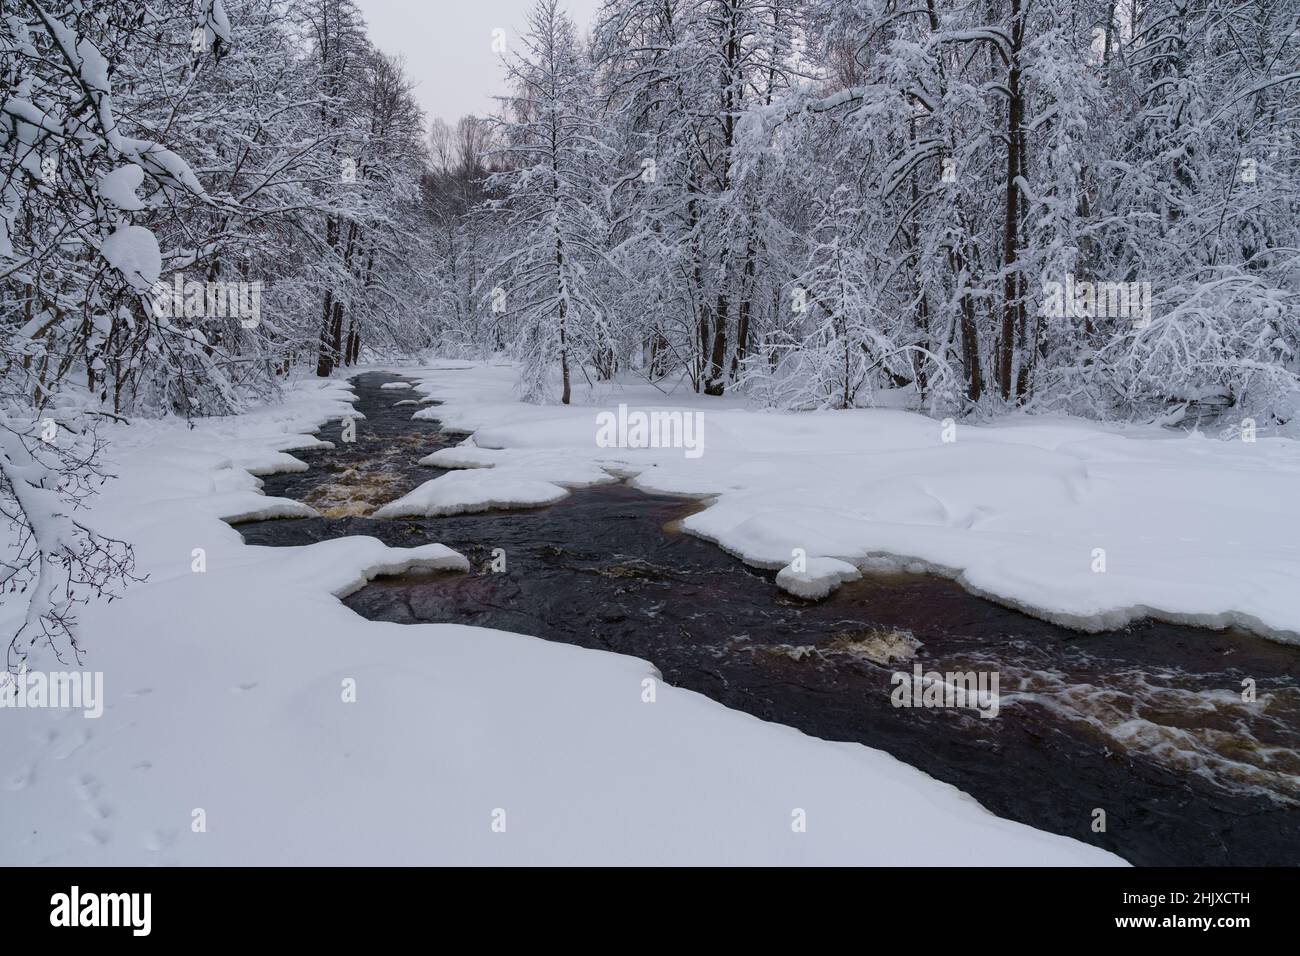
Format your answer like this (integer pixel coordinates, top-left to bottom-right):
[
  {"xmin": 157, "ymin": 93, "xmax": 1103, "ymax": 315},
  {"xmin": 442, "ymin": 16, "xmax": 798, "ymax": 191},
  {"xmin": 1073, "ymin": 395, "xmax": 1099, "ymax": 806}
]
[
  {"xmin": 0, "ymin": 369, "xmax": 1120, "ymax": 865},
  {"xmin": 390, "ymin": 361, "xmax": 1300, "ymax": 645}
]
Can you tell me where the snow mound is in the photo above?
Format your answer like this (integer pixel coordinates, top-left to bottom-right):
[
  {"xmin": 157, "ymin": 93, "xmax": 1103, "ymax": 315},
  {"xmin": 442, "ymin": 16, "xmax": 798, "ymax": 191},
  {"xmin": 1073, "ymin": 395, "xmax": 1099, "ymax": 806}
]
[
  {"xmin": 241, "ymin": 451, "xmax": 311, "ymax": 476},
  {"xmin": 418, "ymin": 445, "xmax": 503, "ymax": 469},
  {"xmin": 97, "ymin": 163, "xmax": 145, "ymax": 211},
  {"xmin": 99, "ymin": 224, "xmax": 160, "ymax": 292},
  {"xmin": 215, "ymin": 494, "xmax": 318, "ymax": 524},
  {"xmin": 373, "ymin": 471, "xmax": 570, "ymax": 518},
  {"xmin": 776, "ymin": 557, "xmax": 863, "ymax": 600}
]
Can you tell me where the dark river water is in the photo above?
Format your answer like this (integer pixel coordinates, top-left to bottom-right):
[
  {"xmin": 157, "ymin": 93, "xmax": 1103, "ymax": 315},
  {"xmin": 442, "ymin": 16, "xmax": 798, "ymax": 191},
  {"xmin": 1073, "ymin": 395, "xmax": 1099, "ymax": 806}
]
[{"xmin": 237, "ymin": 372, "xmax": 1300, "ymax": 866}]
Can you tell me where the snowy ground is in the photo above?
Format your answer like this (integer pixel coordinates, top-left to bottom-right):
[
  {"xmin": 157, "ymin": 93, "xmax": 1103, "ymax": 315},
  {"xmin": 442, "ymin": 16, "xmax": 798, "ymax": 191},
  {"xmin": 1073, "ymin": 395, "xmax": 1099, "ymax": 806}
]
[
  {"xmin": 391, "ymin": 361, "xmax": 1300, "ymax": 644},
  {"xmin": 0, "ymin": 369, "xmax": 1120, "ymax": 865}
]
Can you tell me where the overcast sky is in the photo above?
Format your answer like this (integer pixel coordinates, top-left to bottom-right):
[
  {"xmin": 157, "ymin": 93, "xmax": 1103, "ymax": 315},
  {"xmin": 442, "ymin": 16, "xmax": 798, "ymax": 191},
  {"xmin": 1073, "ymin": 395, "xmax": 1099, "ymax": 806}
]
[{"xmin": 354, "ymin": 0, "xmax": 604, "ymax": 131}]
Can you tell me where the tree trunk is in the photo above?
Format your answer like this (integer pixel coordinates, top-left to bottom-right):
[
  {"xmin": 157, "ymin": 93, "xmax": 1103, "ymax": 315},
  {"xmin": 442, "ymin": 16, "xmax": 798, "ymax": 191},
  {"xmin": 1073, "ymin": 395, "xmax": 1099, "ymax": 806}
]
[
  {"xmin": 998, "ymin": 0, "xmax": 1027, "ymax": 402},
  {"xmin": 960, "ymin": 290, "xmax": 983, "ymax": 403},
  {"xmin": 705, "ymin": 285, "xmax": 728, "ymax": 396},
  {"xmin": 731, "ymin": 238, "xmax": 756, "ymax": 380},
  {"xmin": 329, "ymin": 299, "xmax": 344, "ymax": 369},
  {"xmin": 316, "ymin": 288, "xmax": 335, "ymax": 377},
  {"xmin": 559, "ymin": 301, "xmax": 571, "ymax": 406}
]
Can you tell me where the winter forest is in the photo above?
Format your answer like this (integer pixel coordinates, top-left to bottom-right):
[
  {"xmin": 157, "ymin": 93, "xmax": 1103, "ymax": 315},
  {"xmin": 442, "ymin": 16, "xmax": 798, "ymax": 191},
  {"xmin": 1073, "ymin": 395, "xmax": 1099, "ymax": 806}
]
[
  {"xmin": 7, "ymin": 0, "xmax": 1297, "ymax": 415},
  {"xmin": 3, "ymin": 0, "xmax": 1298, "ymax": 668}
]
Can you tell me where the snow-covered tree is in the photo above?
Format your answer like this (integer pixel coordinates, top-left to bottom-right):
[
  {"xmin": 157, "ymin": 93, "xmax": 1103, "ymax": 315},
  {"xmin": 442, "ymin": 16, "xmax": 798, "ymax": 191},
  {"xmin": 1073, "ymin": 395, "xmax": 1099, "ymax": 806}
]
[
  {"xmin": 490, "ymin": 0, "xmax": 612, "ymax": 404},
  {"xmin": 1, "ymin": 0, "xmax": 441, "ymax": 665}
]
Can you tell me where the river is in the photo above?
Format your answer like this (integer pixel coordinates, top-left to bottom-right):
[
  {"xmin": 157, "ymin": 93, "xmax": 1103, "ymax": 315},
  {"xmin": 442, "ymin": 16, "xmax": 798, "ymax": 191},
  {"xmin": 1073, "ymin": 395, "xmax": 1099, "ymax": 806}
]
[{"xmin": 236, "ymin": 371, "xmax": 1300, "ymax": 865}]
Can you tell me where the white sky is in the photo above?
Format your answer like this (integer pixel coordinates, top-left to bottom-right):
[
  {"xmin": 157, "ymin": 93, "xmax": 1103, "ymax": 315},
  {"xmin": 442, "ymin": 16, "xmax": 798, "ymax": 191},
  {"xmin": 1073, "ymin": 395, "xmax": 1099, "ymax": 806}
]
[{"xmin": 354, "ymin": 0, "xmax": 604, "ymax": 130}]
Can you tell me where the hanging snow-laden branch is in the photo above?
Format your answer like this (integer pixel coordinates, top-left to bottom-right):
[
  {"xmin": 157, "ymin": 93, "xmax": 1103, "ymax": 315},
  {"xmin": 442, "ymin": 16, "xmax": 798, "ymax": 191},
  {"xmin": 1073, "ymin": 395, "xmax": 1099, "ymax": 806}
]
[{"xmin": 0, "ymin": 419, "xmax": 139, "ymax": 671}]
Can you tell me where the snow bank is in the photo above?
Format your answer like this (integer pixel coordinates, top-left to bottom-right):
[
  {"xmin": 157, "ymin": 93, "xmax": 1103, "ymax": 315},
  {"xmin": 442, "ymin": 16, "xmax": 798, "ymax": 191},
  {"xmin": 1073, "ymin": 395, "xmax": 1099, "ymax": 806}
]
[
  {"xmin": 397, "ymin": 361, "xmax": 1300, "ymax": 645},
  {"xmin": 0, "ymin": 370, "xmax": 1117, "ymax": 865}
]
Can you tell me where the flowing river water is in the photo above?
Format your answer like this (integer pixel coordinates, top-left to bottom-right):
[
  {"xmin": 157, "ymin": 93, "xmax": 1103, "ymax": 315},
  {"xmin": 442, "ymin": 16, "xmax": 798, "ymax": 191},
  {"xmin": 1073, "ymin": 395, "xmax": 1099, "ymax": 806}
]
[{"xmin": 237, "ymin": 372, "xmax": 1300, "ymax": 866}]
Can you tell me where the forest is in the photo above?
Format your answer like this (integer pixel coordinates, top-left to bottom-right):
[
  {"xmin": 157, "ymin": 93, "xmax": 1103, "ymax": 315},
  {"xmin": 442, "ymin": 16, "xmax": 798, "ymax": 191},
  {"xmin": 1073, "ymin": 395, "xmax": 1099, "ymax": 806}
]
[{"xmin": 2, "ymin": 0, "xmax": 1298, "ymax": 659}]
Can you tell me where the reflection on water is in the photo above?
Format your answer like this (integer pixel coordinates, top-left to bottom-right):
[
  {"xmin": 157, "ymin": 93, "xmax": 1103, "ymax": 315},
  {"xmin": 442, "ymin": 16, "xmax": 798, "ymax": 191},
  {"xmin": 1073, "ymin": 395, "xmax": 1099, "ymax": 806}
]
[{"xmin": 237, "ymin": 373, "xmax": 1300, "ymax": 865}]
